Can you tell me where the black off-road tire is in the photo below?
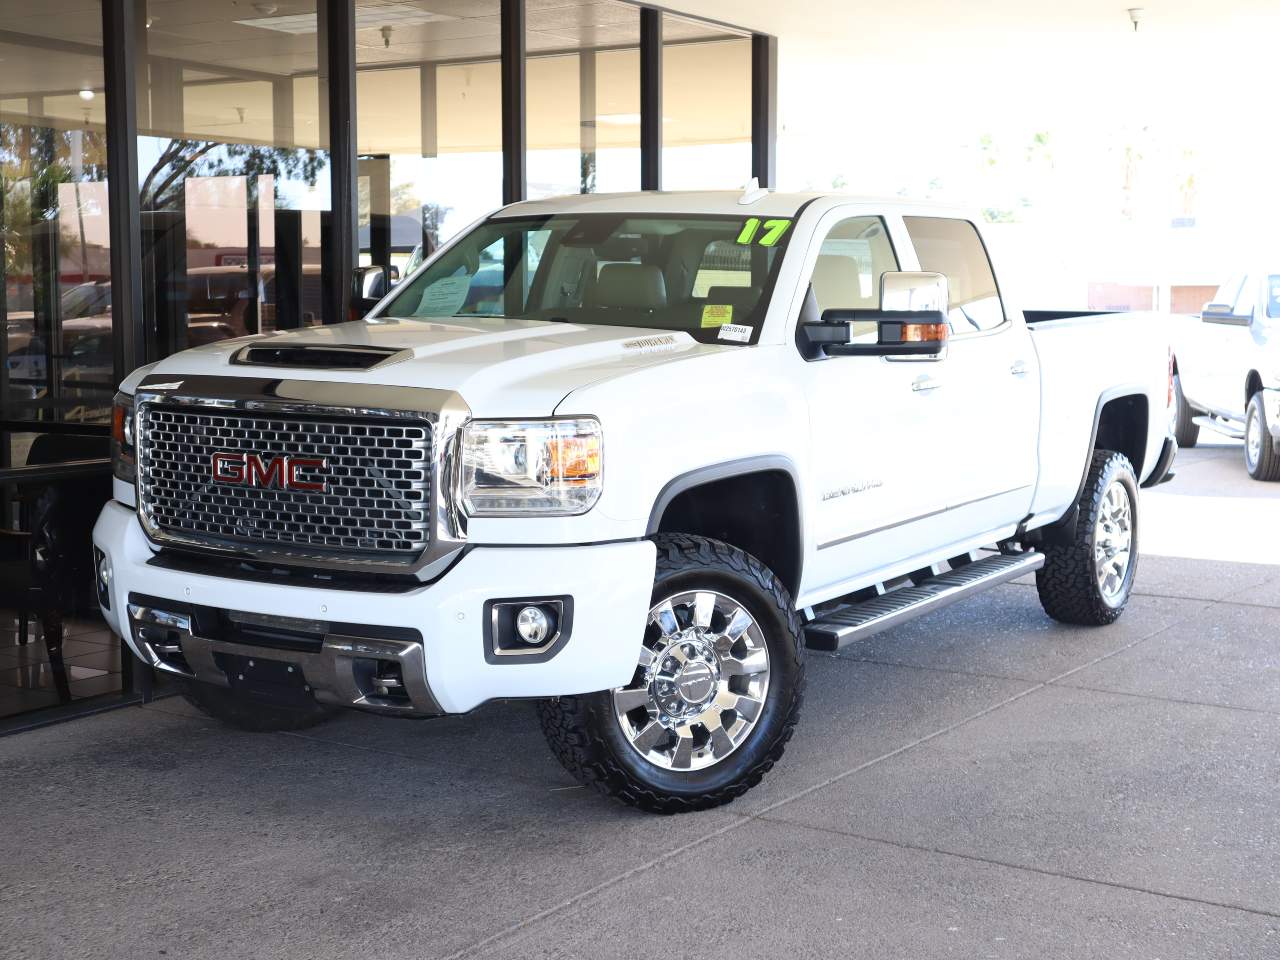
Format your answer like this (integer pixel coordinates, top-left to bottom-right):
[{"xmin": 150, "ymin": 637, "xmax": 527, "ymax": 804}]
[
  {"xmin": 1244, "ymin": 393, "xmax": 1280, "ymax": 482},
  {"xmin": 1172, "ymin": 372, "xmax": 1199, "ymax": 448},
  {"xmin": 1036, "ymin": 450, "xmax": 1139, "ymax": 626},
  {"xmin": 537, "ymin": 534, "xmax": 805, "ymax": 814},
  {"xmin": 180, "ymin": 678, "xmax": 336, "ymax": 732}
]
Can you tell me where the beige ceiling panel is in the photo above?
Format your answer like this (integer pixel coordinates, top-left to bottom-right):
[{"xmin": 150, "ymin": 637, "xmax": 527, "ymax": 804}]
[
  {"xmin": 181, "ymin": 80, "xmax": 275, "ymax": 144},
  {"xmin": 527, "ymin": 53, "xmax": 578, "ymax": 150},
  {"xmin": 593, "ymin": 46, "xmax": 639, "ymax": 148},
  {"xmin": 663, "ymin": 38, "xmax": 751, "ymax": 147},
  {"xmin": 526, "ymin": 1, "xmax": 638, "ymax": 32},
  {"xmin": 355, "ymin": 66, "xmax": 421, "ymax": 153},
  {"xmin": 0, "ymin": 42, "xmax": 102, "ymax": 98},
  {"xmin": 291, "ymin": 75, "xmax": 324, "ymax": 150},
  {"xmin": 435, "ymin": 59, "xmax": 500, "ymax": 153}
]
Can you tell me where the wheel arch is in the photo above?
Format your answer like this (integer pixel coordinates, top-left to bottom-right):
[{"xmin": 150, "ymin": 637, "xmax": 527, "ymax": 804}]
[
  {"xmin": 1246, "ymin": 369, "xmax": 1263, "ymax": 406},
  {"xmin": 647, "ymin": 456, "xmax": 804, "ymax": 599},
  {"xmin": 1036, "ymin": 386, "xmax": 1149, "ymax": 545}
]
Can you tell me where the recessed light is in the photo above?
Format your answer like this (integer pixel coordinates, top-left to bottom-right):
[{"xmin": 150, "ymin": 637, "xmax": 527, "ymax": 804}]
[{"xmin": 78, "ymin": 89, "xmax": 95, "ymax": 101}]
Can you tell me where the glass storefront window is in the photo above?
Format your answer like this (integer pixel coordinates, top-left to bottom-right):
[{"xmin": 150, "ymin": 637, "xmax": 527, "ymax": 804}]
[
  {"xmin": 137, "ymin": 1, "xmax": 332, "ymax": 353},
  {"xmin": 355, "ymin": 0, "xmax": 503, "ymax": 278},
  {"xmin": 2, "ymin": 28, "xmax": 112, "ymax": 429},
  {"xmin": 526, "ymin": 1, "xmax": 641, "ymax": 199},
  {"xmin": 1, "ymin": 2, "xmax": 121, "ymax": 721},
  {"xmin": 662, "ymin": 18, "xmax": 753, "ymax": 191}
]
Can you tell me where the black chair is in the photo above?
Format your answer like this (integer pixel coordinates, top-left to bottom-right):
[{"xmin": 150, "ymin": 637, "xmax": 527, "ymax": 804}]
[
  {"xmin": 0, "ymin": 433, "xmax": 113, "ymax": 705},
  {"xmin": 0, "ymin": 486, "xmax": 72, "ymax": 702}
]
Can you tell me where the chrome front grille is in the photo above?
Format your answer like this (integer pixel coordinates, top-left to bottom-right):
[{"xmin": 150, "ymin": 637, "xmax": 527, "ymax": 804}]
[{"xmin": 137, "ymin": 404, "xmax": 432, "ymax": 560}]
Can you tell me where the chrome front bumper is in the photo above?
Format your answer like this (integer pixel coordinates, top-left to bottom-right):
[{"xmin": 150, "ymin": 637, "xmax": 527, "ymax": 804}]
[
  {"xmin": 128, "ymin": 603, "xmax": 440, "ymax": 716},
  {"xmin": 94, "ymin": 501, "xmax": 657, "ymax": 715}
]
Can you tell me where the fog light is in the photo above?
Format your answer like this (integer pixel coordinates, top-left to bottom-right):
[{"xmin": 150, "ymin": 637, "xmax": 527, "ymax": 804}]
[
  {"xmin": 486, "ymin": 597, "xmax": 571, "ymax": 660},
  {"xmin": 94, "ymin": 548, "xmax": 112, "ymax": 611},
  {"xmin": 515, "ymin": 605, "xmax": 550, "ymax": 645}
]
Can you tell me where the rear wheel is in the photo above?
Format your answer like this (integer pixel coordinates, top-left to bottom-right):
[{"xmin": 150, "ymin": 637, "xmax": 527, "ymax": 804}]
[
  {"xmin": 538, "ymin": 534, "xmax": 804, "ymax": 814},
  {"xmin": 1244, "ymin": 393, "xmax": 1280, "ymax": 481},
  {"xmin": 1036, "ymin": 450, "xmax": 1139, "ymax": 626},
  {"xmin": 180, "ymin": 678, "xmax": 336, "ymax": 732},
  {"xmin": 1171, "ymin": 372, "xmax": 1199, "ymax": 448}
]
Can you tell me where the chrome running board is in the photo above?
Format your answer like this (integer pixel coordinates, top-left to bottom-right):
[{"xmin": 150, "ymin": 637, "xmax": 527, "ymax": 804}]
[
  {"xmin": 804, "ymin": 551, "xmax": 1044, "ymax": 652},
  {"xmin": 1192, "ymin": 415, "xmax": 1244, "ymax": 440}
]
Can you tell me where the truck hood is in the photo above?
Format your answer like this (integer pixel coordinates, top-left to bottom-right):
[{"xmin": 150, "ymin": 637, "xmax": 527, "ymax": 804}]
[{"xmin": 142, "ymin": 316, "xmax": 723, "ymax": 416}]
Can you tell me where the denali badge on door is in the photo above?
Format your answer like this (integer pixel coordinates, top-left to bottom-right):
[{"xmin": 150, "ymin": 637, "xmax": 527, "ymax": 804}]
[{"xmin": 211, "ymin": 452, "xmax": 328, "ymax": 492}]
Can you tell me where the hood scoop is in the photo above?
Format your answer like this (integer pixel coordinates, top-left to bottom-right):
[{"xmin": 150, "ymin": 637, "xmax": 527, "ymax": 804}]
[{"xmin": 231, "ymin": 343, "xmax": 411, "ymax": 371}]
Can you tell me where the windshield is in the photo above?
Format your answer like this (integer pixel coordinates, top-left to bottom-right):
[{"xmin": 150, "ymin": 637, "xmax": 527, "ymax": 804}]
[{"xmin": 380, "ymin": 213, "xmax": 796, "ymax": 344}]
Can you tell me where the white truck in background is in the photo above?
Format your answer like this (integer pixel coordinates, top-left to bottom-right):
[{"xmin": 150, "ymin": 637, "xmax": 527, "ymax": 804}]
[
  {"xmin": 1171, "ymin": 271, "xmax": 1280, "ymax": 480},
  {"xmin": 94, "ymin": 190, "xmax": 1175, "ymax": 813}
]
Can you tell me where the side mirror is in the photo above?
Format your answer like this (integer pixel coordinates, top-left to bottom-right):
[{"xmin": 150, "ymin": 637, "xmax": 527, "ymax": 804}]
[
  {"xmin": 1201, "ymin": 301, "xmax": 1249, "ymax": 324},
  {"xmin": 352, "ymin": 264, "xmax": 394, "ymax": 317},
  {"xmin": 799, "ymin": 271, "xmax": 950, "ymax": 360}
]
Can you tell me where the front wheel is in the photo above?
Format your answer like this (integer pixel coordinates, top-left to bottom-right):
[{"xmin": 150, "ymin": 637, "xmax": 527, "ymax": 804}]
[
  {"xmin": 1244, "ymin": 393, "xmax": 1280, "ymax": 481},
  {"xmin": 1036, "ymin": 450, "xmax": 1139, "ymax": 626},
  {"xmin": 538, "ymin": 534, "xmax": 805, "ymax": 814}
]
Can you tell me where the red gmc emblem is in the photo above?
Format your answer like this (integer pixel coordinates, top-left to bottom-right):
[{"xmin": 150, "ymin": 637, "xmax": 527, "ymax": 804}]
[{"xmin": 211, "ymin": 452, "xmax": 327, "ymax": 493}]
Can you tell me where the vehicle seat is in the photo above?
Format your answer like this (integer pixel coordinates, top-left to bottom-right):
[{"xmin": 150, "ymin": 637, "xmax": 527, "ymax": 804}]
[{"xmin": 591, "ymin": 263, "xmax": 667, "ymax": 310}]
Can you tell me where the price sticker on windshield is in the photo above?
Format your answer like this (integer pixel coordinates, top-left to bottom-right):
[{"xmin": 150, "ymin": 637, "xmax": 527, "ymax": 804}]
[{"xmin": 736, "ymin": 218, "xmax": 792, "ymax": 247}]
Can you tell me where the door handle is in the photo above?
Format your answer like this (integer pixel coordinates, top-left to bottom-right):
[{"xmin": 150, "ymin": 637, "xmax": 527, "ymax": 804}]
[
  {"xmin": 912, "ymin": 375, "xmax": 942, "ymax": 393},
  {"xmin": 1010, "ymin": 360, "xmax": 1029, "ymax": 377}
]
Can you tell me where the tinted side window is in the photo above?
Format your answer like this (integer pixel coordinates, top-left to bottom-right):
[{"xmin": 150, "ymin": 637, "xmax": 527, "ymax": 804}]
[
  {"xmin": 809, "ymin": 216, "xmax": 898, "ymax": 312},
  {"xmin": 904, "ymin": 216, "xmax": 1004, "ymax": 332},
  {"xmin": 1211, "ymin": 275, "xmax": 1244, "ymax": 312},
  {"xmin": 1232, "ymin": 275, "xmax": 1256, "ymax": 318}
]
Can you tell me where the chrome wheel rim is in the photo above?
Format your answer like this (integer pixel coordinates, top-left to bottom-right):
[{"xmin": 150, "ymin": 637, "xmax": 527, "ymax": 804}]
[
  {"xmin": 1094, "ymin": 480, "xmax": 1133, "ymax": 604},
  {"xmin": 1246, "ymin": 405, "xmax": 1262, "ymax": 469},
  {"xmin": 1169, "ymin": 376, "xmax": 1181, "ymax": 435},
  {"xmin": 613, "ymin": 590, "xmax": 770, "ymax": 772}
]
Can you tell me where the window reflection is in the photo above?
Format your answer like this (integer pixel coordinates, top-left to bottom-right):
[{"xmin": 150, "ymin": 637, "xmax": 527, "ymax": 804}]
[
  {"xmin": 526, "ymin": 2, "xmax": 642, "ymax": 199},
  {"xmin": 662, "ymin": 19, "xmax": 752, "ymax": 191},
  {"xmin": 2, "ymin": 36, "xmax": 113, "ymax": 427},
  {"xmin": 137, "ymin": 0, "xmax": 332, "ymax": 354},
  {"xmin": 354, "ymin": 1, "xmax": 505, "ymax": 284}
]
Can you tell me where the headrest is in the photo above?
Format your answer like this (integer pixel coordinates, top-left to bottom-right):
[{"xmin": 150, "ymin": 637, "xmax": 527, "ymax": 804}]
[
  {"xmin": 592, "ymin": 263, "xmax": 667, "ymax": 310},
  {"xmin": 811, "ymin": 254, "xmax": 870, "ymax": 309}
]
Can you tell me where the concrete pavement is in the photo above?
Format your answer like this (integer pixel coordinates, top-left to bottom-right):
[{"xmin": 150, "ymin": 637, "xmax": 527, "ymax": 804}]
[{"xmin": 1, "ymin": 442, "xmax": 1277, "ymax": 959}]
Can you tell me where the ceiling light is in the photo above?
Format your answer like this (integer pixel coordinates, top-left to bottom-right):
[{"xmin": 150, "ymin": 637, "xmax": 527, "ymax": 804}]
[{"xmin": 78, "ymin": 88, "xmax": 95, "ymax": 101}]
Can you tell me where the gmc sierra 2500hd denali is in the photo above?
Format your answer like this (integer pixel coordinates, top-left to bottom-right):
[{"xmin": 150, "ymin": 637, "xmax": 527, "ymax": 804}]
[{"xmin": 94, "ymin": 190, "xmax": 1176, "ymax": 813}]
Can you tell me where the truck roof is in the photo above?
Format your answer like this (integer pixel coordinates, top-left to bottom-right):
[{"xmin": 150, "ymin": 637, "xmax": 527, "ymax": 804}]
[{"xmin": 496, "ymin": 190, "xmax": 975, "ymax": 220}]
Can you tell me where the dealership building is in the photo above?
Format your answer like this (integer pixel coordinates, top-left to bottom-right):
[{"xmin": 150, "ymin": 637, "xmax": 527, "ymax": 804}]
[{"xmin": 0, "ymin": 0, "xmax": 774, "ymax": 727}]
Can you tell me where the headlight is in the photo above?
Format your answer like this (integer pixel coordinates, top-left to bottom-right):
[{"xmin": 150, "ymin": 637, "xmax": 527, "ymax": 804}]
[
  {"xmin": 111, "ymin": 392, "xmax": 136, "ymax": 483},
  {"xmin": 460, "ymin": 418, "xmax": 602, "ymax": 516}
]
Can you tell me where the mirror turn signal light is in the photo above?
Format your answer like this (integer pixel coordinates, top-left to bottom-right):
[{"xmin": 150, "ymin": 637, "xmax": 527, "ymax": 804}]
[{"xmin": 895, "ymin": 321, "xmax": 949, "ymax": 344}]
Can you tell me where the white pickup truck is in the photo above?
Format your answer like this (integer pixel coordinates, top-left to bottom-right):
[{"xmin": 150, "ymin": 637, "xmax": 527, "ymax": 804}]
[
  {"xmin": 93, "ymin": 191, "xmax": 1175, "ymax": 813},
  {"xmin": 1171, "ymin": 271, "xmax": 1280, "ymax": 480}
]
